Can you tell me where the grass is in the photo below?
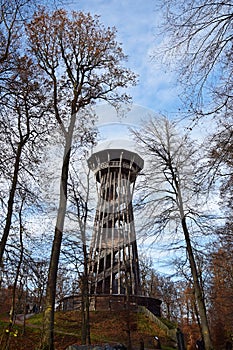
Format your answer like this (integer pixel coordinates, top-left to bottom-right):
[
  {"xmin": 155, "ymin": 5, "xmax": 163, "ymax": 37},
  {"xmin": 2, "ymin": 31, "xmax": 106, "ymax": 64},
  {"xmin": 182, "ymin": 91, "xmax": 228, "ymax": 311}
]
[
  {"xmin": 27, "ymin": 313, "xmax": 43, "ymax": 325},
  {"xmin": 0, "ymin": 310, "xmax": 177, "ymax": 350}
]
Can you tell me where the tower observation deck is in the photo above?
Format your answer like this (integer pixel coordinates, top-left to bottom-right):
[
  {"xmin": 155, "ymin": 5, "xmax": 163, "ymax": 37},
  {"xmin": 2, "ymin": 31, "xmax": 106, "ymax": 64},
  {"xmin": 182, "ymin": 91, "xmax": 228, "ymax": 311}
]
[{"xmin": 88, "ymin": 148, "xmax": 144, "ymax": 296}]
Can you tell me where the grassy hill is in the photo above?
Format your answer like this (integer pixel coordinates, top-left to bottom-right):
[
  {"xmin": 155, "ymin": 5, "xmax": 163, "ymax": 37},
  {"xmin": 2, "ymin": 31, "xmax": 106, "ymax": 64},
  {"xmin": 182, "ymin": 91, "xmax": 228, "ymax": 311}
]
[{"xmin": 0, "ymin": 310, "xmax": 177, "ymax": 350}]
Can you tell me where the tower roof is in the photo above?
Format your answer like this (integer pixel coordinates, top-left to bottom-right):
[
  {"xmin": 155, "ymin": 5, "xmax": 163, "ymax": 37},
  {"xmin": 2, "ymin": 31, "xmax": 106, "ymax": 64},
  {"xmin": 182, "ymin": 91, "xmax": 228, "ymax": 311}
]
[{"xmin": 88, "ymin": 148, "xmax": 144, "ymax": 173}]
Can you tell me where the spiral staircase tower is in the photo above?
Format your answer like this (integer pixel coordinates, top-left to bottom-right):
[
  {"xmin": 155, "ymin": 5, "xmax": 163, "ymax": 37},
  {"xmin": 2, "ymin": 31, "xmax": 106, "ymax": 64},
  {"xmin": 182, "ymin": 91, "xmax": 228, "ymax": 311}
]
[{"xmin": 88, "ymin": 148, "xmax": 143, "ymax": 296}]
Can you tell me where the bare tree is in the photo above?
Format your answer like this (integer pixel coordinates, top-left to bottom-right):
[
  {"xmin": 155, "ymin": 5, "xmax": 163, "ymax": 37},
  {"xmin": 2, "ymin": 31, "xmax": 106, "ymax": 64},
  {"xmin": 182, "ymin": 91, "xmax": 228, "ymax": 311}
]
[
  {"xmin": 61, "ymin": 154, "xmax": 94, "ymax": 345},
  {"xmin": 0, "ymin": 0, "xmax": 66, "ymax": 265},
  {"xmin": 0, "ymin": 0, "xmax": 27, "ymax": 68},
  {"xmin": 69, "ymin": 165, "xmax": 92, "ymax": 345},
  {"xmin": 209, "ymin": 119, "xmax": 233, "ymax": 210},
  {"xmin": 132, "ymin": 116, "xmax": 213, "ymax": 349},
  {"xmin": 1, "ymin": 195, "xmax": 26, "ymax": 350},
  {"xmin": 26, "ymin": 8, "xmax": 137, "ymax": 350},
  {"xmin": 156, "ymin": 0, "xmax": 233, "ymax": 117},
  {"xmin": 0, "ymin": 55, "xmax": 49, "ymax": 266}
]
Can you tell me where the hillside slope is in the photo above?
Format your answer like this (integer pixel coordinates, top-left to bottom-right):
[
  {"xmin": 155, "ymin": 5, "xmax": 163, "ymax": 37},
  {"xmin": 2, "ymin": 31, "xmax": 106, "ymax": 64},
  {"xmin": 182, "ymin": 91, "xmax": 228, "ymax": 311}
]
[{"xmin": 0, "ymin": 310, "xmax": 177, "ymax": 350}]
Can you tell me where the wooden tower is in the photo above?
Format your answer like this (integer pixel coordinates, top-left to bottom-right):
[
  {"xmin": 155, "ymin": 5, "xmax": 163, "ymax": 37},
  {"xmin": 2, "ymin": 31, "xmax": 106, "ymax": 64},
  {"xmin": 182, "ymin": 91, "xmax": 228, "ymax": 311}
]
[{"xmin": 88, "ymin": 148, "xmax": 144, "ymax": 296}]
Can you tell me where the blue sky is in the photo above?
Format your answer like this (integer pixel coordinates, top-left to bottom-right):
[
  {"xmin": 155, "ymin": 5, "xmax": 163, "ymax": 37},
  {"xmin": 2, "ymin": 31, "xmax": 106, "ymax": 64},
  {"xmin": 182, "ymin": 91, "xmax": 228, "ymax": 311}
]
[
  {"xmin": 62, "ymin": 1, "xmax": 215, "ymax": 275},
  {"xmin": 66, "ymin": 0, "xmax": 182, "ymax": 115}
]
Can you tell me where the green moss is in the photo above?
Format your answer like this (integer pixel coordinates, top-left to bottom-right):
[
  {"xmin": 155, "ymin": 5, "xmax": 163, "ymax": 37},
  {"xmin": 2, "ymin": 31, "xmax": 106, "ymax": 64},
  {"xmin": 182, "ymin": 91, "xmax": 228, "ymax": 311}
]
[
  {"xmin": 27, "ymin": 313, "xmax": 43, "ymax": 325},
  {"xmin": 159, "ymin": 317, "xmax": 177, "ymax": 329}
]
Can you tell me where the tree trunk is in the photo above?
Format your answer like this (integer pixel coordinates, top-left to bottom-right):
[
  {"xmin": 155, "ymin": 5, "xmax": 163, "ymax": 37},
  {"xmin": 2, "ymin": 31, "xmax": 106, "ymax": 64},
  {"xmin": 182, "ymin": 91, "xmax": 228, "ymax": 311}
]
[
  {"xmin": 2, "ymin": 198, "xmax": 25, "ymax": 350},
  {"xmin": 182, "ymin": 217, "xmax": 213, "ymax": 348},
  {"xmin": 42, "ymin": 226, "xmax": 63, "ymax": 350},
  {"xmin": 0, "ymin": 142, "xmax": 24, "ymax": 264},
  {"xmin": 126, "ymin": 278, "xmax": 132, "ymax": 350},
  {"xmin": 81, "ymin": 243, "xmax": 90, "ymax": 345},
  {"xmin": 40, "ymin": 117, "xmax": 75, "ymax": 350},
  {"xmin": 176, "ymin": 182, "xmax": 213, "ymax": 350}
]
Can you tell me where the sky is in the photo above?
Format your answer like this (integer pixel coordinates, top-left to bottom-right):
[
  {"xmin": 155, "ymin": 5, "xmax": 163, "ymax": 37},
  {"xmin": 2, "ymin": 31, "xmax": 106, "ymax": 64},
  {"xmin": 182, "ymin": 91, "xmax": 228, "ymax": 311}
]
[
  {"xmin": 61, "ymin": 1, "xmax": 216, "ymax": 275},
  {"xmin": 66, "ymin": 0, "xmax": 182, "ymax": 116}
]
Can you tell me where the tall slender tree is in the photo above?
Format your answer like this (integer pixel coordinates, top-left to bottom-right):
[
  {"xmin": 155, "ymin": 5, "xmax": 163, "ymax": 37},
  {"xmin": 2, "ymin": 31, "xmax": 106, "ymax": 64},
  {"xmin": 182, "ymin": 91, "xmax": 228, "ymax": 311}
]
[
  {"xmin": 0, "ymin": 0, "xmax": 35, "ymax": 261},
  {"xmin": 62, "ymin": 154, "xmax": 94, "ymax": 345},
  {"xmin": 27, "ymin": 8, "xmax": 137, "ymax": 350},
  {"xmin": 0, "ymin": 55, "xmax": 48, "ymax": 265},
  {"xmin": 132, "ymin": 116, "xmax": 213, "ymax": 349}
]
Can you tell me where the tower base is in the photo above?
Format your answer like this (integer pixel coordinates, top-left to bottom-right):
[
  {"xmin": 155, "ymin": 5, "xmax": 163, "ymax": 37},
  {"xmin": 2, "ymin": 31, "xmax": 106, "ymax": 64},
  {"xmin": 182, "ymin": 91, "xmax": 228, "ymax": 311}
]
[{"xmin": 60, "ymin": 294, "xmax": 161, "ymax": 317}]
